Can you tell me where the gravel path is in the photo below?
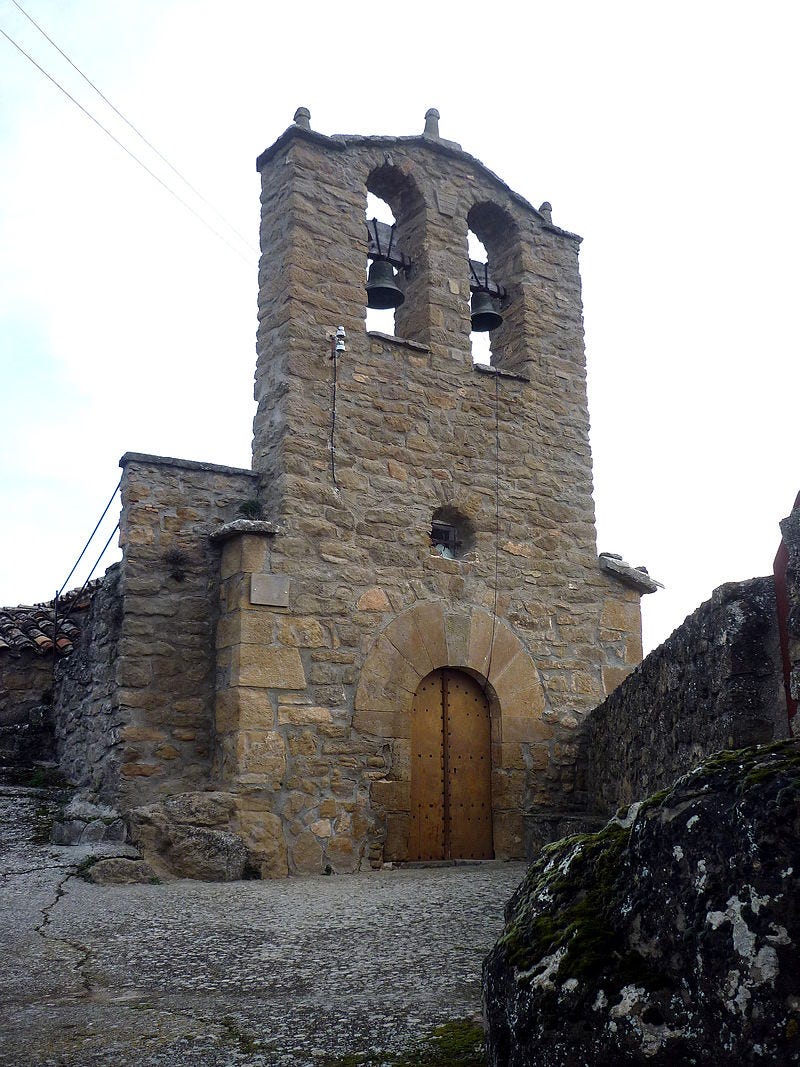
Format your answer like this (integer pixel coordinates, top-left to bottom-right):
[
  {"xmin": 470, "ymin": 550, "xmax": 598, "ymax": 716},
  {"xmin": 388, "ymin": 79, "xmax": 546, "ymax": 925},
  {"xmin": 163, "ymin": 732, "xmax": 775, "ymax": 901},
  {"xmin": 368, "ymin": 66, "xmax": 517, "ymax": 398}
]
[{"xmin": 0, "ymin": 786, "xmax": 525, "ymax": 1065}]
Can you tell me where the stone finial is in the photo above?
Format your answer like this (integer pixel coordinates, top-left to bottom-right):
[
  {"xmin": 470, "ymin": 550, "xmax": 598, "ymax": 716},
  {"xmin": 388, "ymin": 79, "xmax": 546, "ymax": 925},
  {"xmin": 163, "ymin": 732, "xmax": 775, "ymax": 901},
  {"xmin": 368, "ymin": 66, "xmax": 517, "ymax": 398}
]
[
  {"xmin": 539, "ymin": 202, "xmax": 553, "ymax": 223},
  {"xmin": 293, "ymin": 107, "xmax": 311, "ymax": 130},
  {"xmin": 423, "ymin": 108, "xmax": 441, "ymax": 139}
]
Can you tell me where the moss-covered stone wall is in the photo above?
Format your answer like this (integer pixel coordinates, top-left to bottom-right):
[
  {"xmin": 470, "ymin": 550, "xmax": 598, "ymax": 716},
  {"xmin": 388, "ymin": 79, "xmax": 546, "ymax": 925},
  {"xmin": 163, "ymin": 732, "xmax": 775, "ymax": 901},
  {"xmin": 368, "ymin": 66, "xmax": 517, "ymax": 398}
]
[{"xmin": 584, "ymin": 577, "xmax": 787, "ymax": 816}]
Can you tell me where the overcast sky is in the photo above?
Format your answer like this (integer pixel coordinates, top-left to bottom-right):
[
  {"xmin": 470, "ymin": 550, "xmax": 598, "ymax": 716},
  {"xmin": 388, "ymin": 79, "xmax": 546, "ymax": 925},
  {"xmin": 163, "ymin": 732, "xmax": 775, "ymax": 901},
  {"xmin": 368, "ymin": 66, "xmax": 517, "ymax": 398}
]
[{"xmin": 1, "ymin": 0, "xmax": 797, "ymax": 653}]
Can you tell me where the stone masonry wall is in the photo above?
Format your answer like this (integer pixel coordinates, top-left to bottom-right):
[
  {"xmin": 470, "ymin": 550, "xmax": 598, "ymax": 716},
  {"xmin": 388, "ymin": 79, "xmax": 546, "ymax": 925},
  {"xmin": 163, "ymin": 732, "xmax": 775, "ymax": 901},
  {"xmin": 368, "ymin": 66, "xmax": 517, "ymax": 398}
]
[
  {"xmin": 54, "ymin": 565, "xmax": 123, "ymax": 798},
  {"xmin": 584, "ymin": 577, "xmax": 787, "ymax": 816},
  {"xmin": 116, "ymin": 454, "xmax": 258, "ymax": 809},
  {"xmin": 0, "ymin": 648, "xmax": 55, "ymax": 773},
  {"xmin": 0, "ymin": 650, "xmax": 52, "ymax": 729}
]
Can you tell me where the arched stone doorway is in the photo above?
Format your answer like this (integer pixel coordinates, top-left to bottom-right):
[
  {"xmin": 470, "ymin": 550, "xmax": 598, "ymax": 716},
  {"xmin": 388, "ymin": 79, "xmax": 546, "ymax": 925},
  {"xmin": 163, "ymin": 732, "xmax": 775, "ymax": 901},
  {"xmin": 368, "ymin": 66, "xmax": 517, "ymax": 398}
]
[
  {"xmin": 353, "ymin": 601, "xmax": 552, "ymax": 862},
  {"xmin": 410, "ymin": 668, "xmax": 493, "ymax": 861}
]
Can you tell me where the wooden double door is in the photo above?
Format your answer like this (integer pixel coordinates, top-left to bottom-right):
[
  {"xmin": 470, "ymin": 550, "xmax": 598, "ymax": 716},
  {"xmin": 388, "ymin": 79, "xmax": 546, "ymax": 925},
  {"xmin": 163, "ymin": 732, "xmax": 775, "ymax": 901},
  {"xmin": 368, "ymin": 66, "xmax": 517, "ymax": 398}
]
[{"xmin": 409, "ymin": 668, "xmax": 493, "ymax": 861}]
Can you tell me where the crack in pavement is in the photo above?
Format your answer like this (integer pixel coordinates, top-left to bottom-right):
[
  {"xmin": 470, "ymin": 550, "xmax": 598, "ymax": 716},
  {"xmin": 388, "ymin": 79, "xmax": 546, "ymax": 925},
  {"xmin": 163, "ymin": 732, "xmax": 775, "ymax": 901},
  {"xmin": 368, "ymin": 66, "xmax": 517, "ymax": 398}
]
[
  {"xmin": 1, "ymin": 863, "xmax": 80, "ymax": 880},
  {"xmin": 32, "ymin": 865, "xmax": 95, "ymax": 999},
  {"xmin": 1, "ymin": 782, "xmax": 525, "ymax": 1065}
]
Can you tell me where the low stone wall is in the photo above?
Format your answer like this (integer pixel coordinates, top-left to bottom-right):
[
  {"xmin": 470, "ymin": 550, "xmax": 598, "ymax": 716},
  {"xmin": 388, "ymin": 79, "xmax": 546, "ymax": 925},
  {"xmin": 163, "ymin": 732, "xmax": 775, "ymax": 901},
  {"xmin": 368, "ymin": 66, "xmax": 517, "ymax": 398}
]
[
  {"xmin": 55, "ymin": 565, "xmax": 123, "ymax": 797},
  {"xmin": 0, "ymin": 652, "xmax": 52, "ymax": 728},
  {"xmin": 584, "ymin": 577, "xmax": 787, "ymax": 815},
  {"xmin": 0, "ymin": 651, "xmax": 55, "ymax": 772}
]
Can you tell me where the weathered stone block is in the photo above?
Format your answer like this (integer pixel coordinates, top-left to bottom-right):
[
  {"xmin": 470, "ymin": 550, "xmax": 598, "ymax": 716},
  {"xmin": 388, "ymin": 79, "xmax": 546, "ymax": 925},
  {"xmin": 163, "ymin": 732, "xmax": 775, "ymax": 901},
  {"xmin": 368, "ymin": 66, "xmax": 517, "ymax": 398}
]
[
  {"xmin": 625, "ymin": 633, "xmax": 644, "ymax": 664},
  {"xmin": 600, "ymin": 598, "xmax": 641, "ymax": 633},
  {"xmin": 502, "ymin": 713, "xmax": 553, "ymax": 745},
  {"xmin": 352, "ymin": 708, "xmax": 411, "ymax": 740},
  {"xmin": 497, "ymin": 681, "xmax": 547, "ymax": 724},
  {"xmin": 240, "ymin": 534, "xmax": 269, "ymax": 574},
  {"xmin": 220, "ymin": 542, "xmax": 243, "ymax": 584},
  {"xmin": 87, "ymin": 858, "xmax": 157, "ymax": 885},
  {"xmin": 412, "ymin": 601, "xmax": 449, "ymax": 668},
  {"xmin": 236, "ymin": 806, "xmax": 288, "ymax": 879},
  {"xmin": 363, "ymin": 634, "xmax": 423, "ymax": 695},
  {"xmin": 120, "ymin": 725, "xmax": 167, "ymax": 743},
  {"xmin": 121, "ymin": 762, "xmax": 159, "ymax": 778},
  {"xmin": 237, "ymin": 730, "xmax": 286, "ymax": 784},
  {"xmin": 277, "ymin": 704, "xmax": 333, "ymax": 725},
  {"xmin": 492, "ymin": 810, "xmax": 524, "ymax": 859},
  {"xmin": 392, "ymin": 738, "xmax": 412, "ymax": 781},
  {"xmin": 155, "ymin": 743, "xmax": 180, "ymax": 760},
  {"xmin": 217, "ymin": 612, "xmax": 276, "ymax": 649},
  {"xmin": 444, "ymin": 612, "xmax": 471, "ymax": 664},
  {"xmin": 491, "ymin": 768, "xmax": 525, "ymax": 810},
  {"xmin": 384, "ymin": 813, "xmax": 409, "ymax": 861},
  {"xmin": 277, "ymin": 617, "xmax": 326, "ymax": 647},
  {"xmin": 327, "ymin": 835, "xmax": 359, "ymax": 873},
  {"xmin": 370, "ymin": 779, "xmax": 411, "ymax": 811},
  {"xmin": 491, "ymin": 650, "xmax": 540, "ymax": 696},
  {"xmin": 602, "ymin": 665, "xmax": 632, "ymax": 695},
  {"xmin": 357, "ymin": 587, "xmax": 391, "ymax": 612},
  {"xmin": 498, "ymin": 741, "xmax": 526, "ymax": 770},
  {"xmin": 287, "ymin": 730, "xmax": 317, "ymax": 757},
  {"xmin": 215, "ymin": 687, "xmax": 274, "ymax": 733},
  {"xmin": 232, "ymin": 645, "xmax": 306, "ymax": 690},
  {"xmin": 292, "ymin": 828, "xmax": 323, "ymax": 873}
]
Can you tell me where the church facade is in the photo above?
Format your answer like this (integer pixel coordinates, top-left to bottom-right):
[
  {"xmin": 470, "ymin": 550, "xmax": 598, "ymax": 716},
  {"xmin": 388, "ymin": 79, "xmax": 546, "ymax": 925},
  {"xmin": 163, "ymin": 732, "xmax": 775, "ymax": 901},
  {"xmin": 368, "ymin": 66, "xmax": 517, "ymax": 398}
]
[{"xmin": 25, "ymin": 111, "xmax": 656, "ymax": 876}]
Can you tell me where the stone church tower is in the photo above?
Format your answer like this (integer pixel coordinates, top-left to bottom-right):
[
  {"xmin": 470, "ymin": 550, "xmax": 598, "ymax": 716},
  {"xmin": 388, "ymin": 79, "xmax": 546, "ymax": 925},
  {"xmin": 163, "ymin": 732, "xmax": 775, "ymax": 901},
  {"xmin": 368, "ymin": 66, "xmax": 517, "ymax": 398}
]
[
  {"xmin": 52, "ymin": 110, "xmax": 653, "ymax": 877},
  {"xmin": 206, "ymin": 108, "xmax": 649, "ymax": 872}
]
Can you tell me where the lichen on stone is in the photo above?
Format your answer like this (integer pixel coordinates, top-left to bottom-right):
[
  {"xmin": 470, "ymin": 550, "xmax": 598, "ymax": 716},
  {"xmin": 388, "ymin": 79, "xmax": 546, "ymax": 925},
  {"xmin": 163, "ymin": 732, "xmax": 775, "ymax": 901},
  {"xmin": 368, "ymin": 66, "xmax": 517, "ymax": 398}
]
[{"xmin": 484, "ymin": 739, "xmax": 800, "ymax": 1065}]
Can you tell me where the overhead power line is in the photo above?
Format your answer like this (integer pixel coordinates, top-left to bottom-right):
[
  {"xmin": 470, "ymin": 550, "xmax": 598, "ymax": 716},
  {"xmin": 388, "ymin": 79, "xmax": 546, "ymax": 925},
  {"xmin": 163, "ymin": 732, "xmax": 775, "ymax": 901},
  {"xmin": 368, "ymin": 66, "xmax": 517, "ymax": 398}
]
[
  {"xmin": 0, "ymin": 23, "xmax": 254, "ymax": 266},
  {"xmin": 9, "ymin": 0, "xmax": 256, "ymax": 254}
]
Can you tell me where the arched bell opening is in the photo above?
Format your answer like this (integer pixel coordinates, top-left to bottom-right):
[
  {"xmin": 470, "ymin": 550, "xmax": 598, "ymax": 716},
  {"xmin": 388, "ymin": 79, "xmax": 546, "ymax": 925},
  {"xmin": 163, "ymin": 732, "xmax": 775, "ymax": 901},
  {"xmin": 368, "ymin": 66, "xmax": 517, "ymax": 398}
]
[
  {"xmin": 366, "ymin": 164, "xmax": 426, "ymax": 344},
  {"xmin": 409, "ymin": 667, "xmax": 494, "ymax": 862},
  {"xmin": 365, "ymin": 191, "xmax": 399, "ymax": 336},
  {"xmin": 467, "ymin": 202, "xmax": 521, "ymax": 373},
  {"xmin": 467, "ymin": 229, "xmax": 494, "ymax": 366}
]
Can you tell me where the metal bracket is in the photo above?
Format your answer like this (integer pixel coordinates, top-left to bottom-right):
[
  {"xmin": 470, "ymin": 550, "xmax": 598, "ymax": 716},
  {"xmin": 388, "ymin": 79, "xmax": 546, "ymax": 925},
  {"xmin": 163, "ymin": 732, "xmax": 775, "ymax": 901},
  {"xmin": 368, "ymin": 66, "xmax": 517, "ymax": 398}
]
[
  {"xmin": 366, "ymin": 219, "xmax": 412, "ymax": 273},
  {"xmin": 468, "ymin": 259, "xmax": 506, "ymax": 300}
]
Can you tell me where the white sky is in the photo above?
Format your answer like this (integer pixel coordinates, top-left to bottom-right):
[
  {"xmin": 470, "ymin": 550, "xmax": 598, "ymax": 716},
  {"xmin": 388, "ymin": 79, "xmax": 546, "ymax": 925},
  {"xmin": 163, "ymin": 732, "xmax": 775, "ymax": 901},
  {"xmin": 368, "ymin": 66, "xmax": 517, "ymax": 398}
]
[{"xmin": 0, "ymin": 0, "xmax": 797, "ymax": 654}]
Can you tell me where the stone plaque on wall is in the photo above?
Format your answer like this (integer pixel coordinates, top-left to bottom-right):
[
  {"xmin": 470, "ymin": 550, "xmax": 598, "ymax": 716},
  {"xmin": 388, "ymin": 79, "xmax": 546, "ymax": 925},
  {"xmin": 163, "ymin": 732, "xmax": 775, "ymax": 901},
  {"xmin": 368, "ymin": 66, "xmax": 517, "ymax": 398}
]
[{"xmin": 250, "ymin": 574, "xmax": 290, "ymax": 608}]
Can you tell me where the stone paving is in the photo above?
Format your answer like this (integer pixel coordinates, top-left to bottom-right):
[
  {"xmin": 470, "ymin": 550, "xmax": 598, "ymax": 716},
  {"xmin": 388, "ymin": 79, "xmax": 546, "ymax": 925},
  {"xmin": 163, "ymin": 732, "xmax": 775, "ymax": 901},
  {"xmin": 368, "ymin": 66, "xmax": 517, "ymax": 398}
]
[{"xmin": 0, "ymin": 786, "xmax": 526, "ymax": 1066}]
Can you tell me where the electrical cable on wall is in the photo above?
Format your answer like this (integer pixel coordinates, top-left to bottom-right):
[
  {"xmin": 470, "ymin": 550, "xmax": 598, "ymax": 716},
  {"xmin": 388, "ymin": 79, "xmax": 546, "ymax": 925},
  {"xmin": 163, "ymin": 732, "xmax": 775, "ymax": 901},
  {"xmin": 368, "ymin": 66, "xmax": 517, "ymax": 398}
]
[
  {"xmin": 329, "ymin": 326, "xmax": 345, "ymax": 491},
  {"xmin": 484, "ymin": 368, "xmax": 501, "ymax": 695}
]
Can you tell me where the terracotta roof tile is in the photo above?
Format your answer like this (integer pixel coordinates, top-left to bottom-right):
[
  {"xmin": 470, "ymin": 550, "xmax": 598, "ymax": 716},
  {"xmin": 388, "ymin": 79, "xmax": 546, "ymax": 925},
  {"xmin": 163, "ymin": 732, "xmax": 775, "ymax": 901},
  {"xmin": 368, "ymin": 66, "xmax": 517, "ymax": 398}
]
[{"xmin": 0, "ymin": 580, "xmax": 102, "ymax": 657}]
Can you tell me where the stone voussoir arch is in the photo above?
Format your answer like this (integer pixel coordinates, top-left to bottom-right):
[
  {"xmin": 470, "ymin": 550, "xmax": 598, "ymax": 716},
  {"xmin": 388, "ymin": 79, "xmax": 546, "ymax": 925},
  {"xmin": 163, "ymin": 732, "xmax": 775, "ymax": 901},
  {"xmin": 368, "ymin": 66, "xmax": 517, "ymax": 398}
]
[{"xmin": 353, "ymin": 600, "xmax": 549, "ymax": 747}]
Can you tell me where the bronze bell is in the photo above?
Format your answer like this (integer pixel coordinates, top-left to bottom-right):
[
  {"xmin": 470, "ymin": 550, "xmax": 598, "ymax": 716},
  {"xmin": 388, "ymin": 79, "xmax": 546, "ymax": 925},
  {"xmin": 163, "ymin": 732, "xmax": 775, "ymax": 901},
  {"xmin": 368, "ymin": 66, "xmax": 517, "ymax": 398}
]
[
  {"xmin": 366, "ymin": 258, "xmax": 405, "ymax": 310},
  {"xmin": 470, "ymin": 289, "xmax": 503, "ymax": 332}
]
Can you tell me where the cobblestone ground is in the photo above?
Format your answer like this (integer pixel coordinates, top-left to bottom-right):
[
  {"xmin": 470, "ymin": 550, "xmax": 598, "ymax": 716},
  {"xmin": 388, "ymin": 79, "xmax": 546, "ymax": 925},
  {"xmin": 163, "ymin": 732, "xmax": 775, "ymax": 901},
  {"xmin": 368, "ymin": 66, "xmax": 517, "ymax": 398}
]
[{"xmin": 0, "ymin": 786, "xmax": 526, "ymax": 1066}]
